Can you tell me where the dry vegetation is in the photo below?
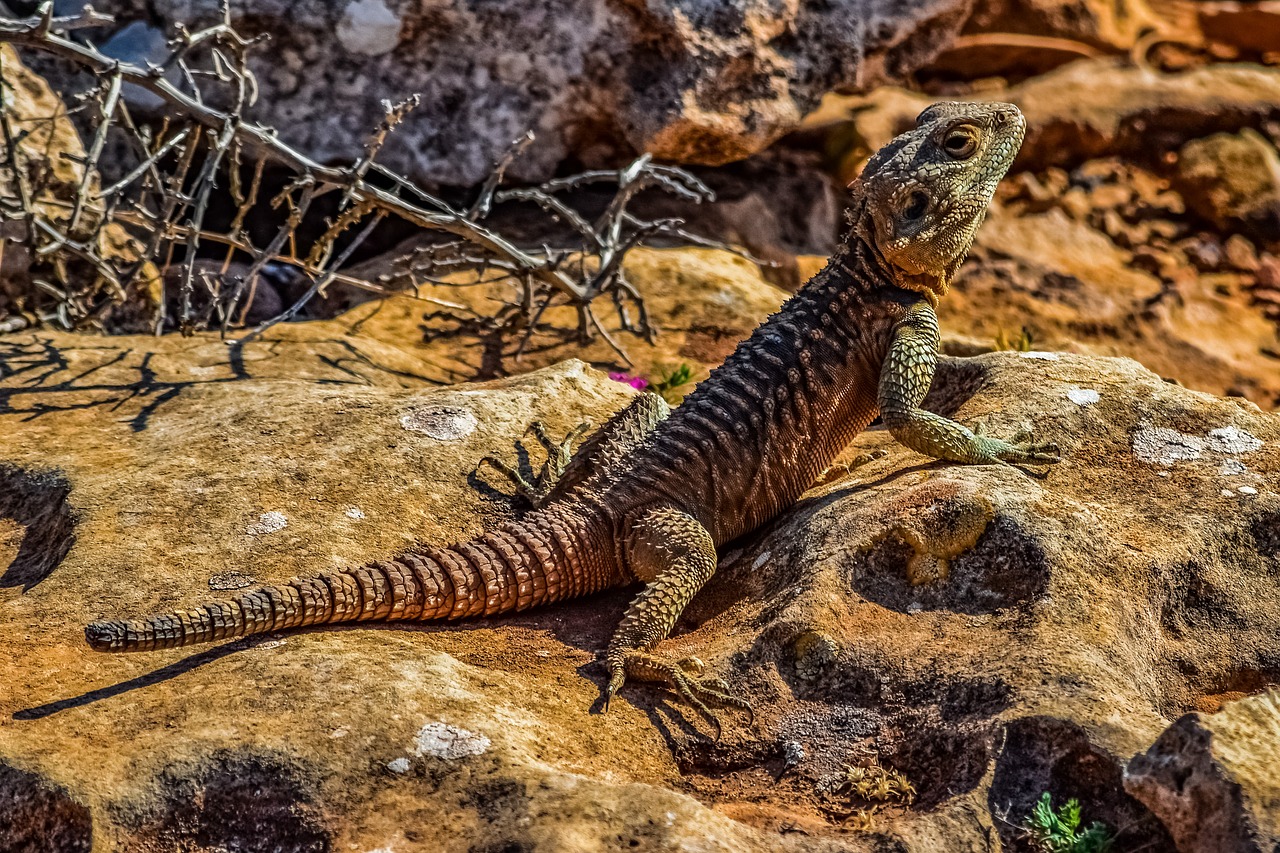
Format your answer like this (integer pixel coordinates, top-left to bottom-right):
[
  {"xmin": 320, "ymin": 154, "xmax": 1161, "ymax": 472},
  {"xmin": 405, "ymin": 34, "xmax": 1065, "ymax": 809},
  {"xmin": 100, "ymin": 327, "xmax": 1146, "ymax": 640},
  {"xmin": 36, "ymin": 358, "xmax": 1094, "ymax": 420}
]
[{"xmin": 0, "ymin": 3, "xmax": 744, "ymax": 363}]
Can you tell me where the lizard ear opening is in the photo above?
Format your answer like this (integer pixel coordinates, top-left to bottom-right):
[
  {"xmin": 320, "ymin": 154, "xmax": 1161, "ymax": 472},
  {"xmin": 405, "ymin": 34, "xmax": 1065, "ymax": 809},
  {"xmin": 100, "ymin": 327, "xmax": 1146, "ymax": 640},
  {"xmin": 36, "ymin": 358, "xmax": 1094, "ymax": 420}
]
[{"xmin": 902, "ymin": 191, "xmax": 930, "ymax": 222}]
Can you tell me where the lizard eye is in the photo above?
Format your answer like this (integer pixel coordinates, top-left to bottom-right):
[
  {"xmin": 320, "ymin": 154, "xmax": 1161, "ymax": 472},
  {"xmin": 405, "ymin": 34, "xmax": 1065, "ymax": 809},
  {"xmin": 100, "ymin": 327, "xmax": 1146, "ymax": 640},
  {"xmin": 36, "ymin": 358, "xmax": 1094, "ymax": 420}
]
[
  {"xmin": 902, "ymin": 191, "xmax": 929, "ymax": 221},
  {"xmin": 943, "ymin": 126, "xmax": 978, "ymax": 159}
]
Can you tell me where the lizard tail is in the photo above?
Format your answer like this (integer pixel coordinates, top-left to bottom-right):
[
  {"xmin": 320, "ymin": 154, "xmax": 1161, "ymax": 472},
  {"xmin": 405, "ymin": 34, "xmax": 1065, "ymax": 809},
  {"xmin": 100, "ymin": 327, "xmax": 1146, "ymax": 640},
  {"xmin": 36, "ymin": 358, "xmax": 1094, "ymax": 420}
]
[{"xmin": 86, "ymin": 506, "xmax": 615, "ymax": 652}]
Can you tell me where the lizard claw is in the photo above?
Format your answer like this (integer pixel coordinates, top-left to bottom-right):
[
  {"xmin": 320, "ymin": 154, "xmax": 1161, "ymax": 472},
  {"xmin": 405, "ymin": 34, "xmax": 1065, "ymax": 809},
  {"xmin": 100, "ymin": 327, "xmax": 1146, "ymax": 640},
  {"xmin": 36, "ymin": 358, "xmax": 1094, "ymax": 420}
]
[
  {"xmin": 603, "ymin": 665, "xmax": 626, "ymax": 713},
  {"xmin": 604, "ymin": 650, "xmax": 751, "ymax": 737},
  {"xmin": 972, "ymin": 426, "xmax": 1062, "ymax": 467},
  {"xmin": 997, "ymin": 438, "xmax": 1061, "ymax": 465}
]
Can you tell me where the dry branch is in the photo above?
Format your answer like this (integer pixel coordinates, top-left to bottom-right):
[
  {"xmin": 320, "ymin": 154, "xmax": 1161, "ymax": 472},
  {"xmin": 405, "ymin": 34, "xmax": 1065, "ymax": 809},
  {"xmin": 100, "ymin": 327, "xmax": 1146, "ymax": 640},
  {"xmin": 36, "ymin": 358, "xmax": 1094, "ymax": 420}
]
[{"xmin": 0, "ymin": 2, "xmax": 747, "ymax": 363}]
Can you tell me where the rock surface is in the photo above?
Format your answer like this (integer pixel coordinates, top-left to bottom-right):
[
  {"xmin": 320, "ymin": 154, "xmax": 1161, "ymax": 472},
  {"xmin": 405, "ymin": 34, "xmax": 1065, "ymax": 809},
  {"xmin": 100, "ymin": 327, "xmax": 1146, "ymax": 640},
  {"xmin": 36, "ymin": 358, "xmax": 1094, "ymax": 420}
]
[
  {"xmin": 1174, "ymin": 129, "xmax": 1280, "ymax": 239},
  {"xmin": 1125, "ymin": 690, "xmax": 1280, "ymax": 853},
  {"xmin": 90, "ymin": 0, "xmax": 972, "ymax": 184},
  {"xmin": 805, "ymin": 60, "xmax": 1280, "ymax": 178},
  {"xmin": 325, "ymin": 246, "xmax": 791, "ymax": 394},
  {"xmin": 2, "ymin": 315, "xmax": 1279, "ymax": 849}
]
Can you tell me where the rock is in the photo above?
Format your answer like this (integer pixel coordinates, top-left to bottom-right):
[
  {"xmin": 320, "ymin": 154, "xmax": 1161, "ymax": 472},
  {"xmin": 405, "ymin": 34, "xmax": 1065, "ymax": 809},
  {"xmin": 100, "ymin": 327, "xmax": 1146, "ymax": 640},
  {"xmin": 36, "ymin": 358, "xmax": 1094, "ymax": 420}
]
[
  {"xmin": 323, "ymin": 246, "xmax": 791, "ymax": 391},
  {"xmin": 963, "ymin": 0, "xmax": 1184, "ymax": 52},
  {"xmin": 1198, "ymin": 1, "xmax": 1280, "ymax": 57},
  {"xmin": 806, "ymin": 60, "xmax": 1280, "ymax": 176},
  {"xmin": 924, "ymin": 0, "xmax": 1195, "ymax": 80},
  {"xmin": 93, "ymin": 0, "xmax": 973, "ymax": 184},
  {"xmin": 1125, "ymin": 690, "xmax": 1280, "ymax": 852},
  {"xmin": 1173, "ymin": 129, "xmax": 1280, "ymax": 240},
  {"xmin": 3, "ymin": 319, "xmax": 1279, "ymax": 847},
  {"xmin": 954, "ymin": 207, "xmax": 1280, "ymax": 407}
]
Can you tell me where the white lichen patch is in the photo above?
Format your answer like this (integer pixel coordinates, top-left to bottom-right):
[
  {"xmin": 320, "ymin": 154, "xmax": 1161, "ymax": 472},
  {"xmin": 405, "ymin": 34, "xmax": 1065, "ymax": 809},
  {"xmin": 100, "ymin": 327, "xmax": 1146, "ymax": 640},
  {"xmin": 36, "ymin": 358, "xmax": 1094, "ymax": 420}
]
[
  {"xmin": 337, "ymin": 0, "xmax": 402, "ymax": 56},
  {"xmin": 1220, "ymin": 459, "xmax": 1248, "ymax": 476},
  {"xmin": 1066, "ymin": 387, "xmax": 1100, "ymax": 406},
  {"xmin": 1206, "ymin": 426, "xmax": 1263, "ymax": 454},
  {"xmin": 246, "ymin": 511, "xmax": 288, "ymax": 535},
  {"xmin": 386, "ymin": 757, "xmax": 411, "ymax": 774},
  {"xmin": 412, "ymin": 721, "xmax": 490, "ymax": 760},
  {"xmin": 344, "ymin": 506, "xmax": 366, "ymax": 520},
  {"xmin": 1132, "ymin": 426, "xmax": 1205, "ymax": 465},
  {"xmin": 400, "ymin": 405, "xmax": 478, "ymax": 441},
  {"xmin": 1238, "ymin": 486, "xmax": 1259, "ymax": 496},
  {"xmin": 1019, "ymin": 351, "xmax": 1061, "ymax": 361}
]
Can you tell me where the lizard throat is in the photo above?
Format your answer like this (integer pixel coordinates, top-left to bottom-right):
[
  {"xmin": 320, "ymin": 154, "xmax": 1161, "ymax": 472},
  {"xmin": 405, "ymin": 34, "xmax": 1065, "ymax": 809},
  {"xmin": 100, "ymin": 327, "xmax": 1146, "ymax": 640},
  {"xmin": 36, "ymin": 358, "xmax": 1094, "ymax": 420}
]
[{"xmin": 894, "ymin": 272, "xmax": 948, "ymax": 307}]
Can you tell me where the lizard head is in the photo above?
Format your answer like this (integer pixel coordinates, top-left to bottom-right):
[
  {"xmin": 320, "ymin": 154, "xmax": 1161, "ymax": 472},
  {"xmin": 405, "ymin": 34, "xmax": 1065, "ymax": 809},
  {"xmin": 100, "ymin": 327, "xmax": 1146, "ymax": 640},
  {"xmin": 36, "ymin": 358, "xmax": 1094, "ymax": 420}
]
[{"xmin": 853, "ymin": 101, "xmax": 1025, "ymax": 303}]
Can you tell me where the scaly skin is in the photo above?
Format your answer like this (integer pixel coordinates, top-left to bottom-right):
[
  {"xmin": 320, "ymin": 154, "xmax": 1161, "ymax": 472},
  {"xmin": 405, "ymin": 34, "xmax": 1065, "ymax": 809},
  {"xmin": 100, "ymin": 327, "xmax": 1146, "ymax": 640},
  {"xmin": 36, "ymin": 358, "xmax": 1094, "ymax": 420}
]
[{"xmin": 86, "ymin": 102, "xmax": 1059, "ymax": 734}]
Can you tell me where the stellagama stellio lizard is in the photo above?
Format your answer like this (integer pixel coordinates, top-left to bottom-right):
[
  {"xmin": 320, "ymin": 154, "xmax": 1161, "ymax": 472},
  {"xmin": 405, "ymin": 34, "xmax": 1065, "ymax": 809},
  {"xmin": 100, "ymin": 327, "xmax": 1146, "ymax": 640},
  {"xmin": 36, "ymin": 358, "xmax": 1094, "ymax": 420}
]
[{"xmin": 87, "ymin": 102, "xmax": 1059, "ymax": 734}]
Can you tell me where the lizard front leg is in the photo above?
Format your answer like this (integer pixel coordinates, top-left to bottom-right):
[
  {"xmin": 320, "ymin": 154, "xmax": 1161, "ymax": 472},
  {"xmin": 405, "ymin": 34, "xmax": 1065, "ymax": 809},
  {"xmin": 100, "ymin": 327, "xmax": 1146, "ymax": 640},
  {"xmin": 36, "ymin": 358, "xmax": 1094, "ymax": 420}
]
[
  {"xmin": 479, "ymin": 392, "xmax": 671, "ymax": 507},
  {"xmin": 879, "ymin": 300, "xmax": 1061, "ymax": 466},
  {"xmin": 605, "ymin": 506, "xmax": 751, "ymax": 738}
]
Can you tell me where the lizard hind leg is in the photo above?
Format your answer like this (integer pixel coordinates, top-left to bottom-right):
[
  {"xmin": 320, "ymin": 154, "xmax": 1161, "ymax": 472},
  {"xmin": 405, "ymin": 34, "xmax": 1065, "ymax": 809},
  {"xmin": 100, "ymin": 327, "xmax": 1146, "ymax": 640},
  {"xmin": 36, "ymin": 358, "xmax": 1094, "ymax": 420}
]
[{"xmin": 604, "ymin": 506, "xmax": 752, "ymax": 738}]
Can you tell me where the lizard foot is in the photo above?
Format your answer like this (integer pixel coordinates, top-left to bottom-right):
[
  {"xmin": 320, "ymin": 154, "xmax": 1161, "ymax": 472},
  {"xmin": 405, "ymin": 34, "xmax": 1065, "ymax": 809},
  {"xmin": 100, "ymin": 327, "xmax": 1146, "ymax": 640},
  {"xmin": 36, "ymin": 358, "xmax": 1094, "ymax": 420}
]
[
  {"xmin": 477, "ymin": 420, "xmax": 592, "ymax": 506},
  {"xmin": 604, "ymin": 650, "xmax": 753, "ymax": 739},
  {"xmin": 972, "ymin": 422, "xmax": 1061, "ymax": 466}
]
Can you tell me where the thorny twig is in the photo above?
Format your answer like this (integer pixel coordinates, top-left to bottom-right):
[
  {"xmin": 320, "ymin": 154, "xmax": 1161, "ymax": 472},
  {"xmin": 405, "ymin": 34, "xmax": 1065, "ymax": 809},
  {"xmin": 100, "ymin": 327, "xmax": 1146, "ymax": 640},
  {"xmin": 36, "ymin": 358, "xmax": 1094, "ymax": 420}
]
[{"xmin": 0, "ymin": 3, "xmax": 751, "ymax": 364}]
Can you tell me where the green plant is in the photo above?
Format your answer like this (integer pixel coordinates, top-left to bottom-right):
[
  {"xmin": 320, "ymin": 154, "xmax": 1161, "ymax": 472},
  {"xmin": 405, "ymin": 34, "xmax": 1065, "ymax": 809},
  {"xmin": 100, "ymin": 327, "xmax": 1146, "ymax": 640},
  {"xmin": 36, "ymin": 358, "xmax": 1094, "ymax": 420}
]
[
  {"xmin": 650, "ymin": 363, "xmax": 696, "ymax": 404},
  {"xmin": 1024, "ymin": 793, "xmax": 1114, "ymax": 853}
]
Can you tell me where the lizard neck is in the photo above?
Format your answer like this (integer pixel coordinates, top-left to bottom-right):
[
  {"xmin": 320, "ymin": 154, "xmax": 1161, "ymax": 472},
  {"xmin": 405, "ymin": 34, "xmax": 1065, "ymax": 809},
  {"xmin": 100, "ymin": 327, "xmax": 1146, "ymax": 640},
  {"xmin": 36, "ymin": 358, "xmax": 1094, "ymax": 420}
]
[{"xmin": 629, "ymin": 230, "xmax": 920, "ymax": 543}]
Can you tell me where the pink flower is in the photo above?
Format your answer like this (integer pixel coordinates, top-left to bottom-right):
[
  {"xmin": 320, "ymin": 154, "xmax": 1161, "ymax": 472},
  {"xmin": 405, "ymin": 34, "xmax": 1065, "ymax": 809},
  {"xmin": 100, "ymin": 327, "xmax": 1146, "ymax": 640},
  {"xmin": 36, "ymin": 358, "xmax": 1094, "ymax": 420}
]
[{"xmin": 608, "ymin": 371, "xmax": 649, "ymax": 390}]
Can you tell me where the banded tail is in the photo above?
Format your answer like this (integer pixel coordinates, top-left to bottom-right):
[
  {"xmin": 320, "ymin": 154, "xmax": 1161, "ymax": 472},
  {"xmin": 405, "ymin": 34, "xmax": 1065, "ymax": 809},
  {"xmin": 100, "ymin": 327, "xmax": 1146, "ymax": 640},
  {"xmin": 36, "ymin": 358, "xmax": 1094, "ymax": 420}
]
[{"xmin": 86, "ymin": 506, "xmax": 616, "ymax": 652}]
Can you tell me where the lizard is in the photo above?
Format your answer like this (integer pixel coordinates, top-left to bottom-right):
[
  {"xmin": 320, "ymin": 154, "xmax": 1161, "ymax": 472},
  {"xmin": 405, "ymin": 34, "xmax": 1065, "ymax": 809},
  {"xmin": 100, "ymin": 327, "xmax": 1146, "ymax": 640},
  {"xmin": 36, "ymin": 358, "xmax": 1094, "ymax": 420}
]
[{"xmin": 85, "ymin": 101, "xmax": 1059, "ymax": 734}]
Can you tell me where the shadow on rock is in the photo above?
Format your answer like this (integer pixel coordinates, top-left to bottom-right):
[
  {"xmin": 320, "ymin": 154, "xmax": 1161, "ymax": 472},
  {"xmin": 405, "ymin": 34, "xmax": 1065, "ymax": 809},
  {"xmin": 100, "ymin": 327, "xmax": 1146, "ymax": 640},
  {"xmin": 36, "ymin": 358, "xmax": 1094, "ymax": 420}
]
[
  {"xmin": 117, "ymin": 750, "xmax": 331, "ymax": 853},
  {"xmin": 0, "ymin": 463, "xmax": 76, "ymax": 591},
  {"xmin": 0, "ymin": 762, "xmax": 92, "ymax": 853}
]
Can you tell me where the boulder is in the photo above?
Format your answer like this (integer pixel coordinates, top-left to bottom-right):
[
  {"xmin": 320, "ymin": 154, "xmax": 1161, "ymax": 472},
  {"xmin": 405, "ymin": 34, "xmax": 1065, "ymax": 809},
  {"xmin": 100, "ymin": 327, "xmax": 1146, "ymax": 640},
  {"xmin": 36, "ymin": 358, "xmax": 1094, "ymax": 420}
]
[
  {"xmin": 1173, "ymin": 129, "xmax": 1280, "ymax": 240},
  {"xmin": 1125, "ymin": 690, "xmax": 1280, "ymax": 852},
  {"xmin": 952, "ymin": 206, "xmax": 1280, "ymax": 408},
  {"xmin": 3, "ymin": 320, "xmax": 1278, "ymax": 848},
  {"xmin": 322, "ymin": 246, "xmax": 791, "ymax": 393},
  {"xmin": 805, "ymin": 60, "xmax": 1280, "ymax": 176},
  {"xmin": 89, "ymin": 0, "xmax": 973, "ymax": 184}
]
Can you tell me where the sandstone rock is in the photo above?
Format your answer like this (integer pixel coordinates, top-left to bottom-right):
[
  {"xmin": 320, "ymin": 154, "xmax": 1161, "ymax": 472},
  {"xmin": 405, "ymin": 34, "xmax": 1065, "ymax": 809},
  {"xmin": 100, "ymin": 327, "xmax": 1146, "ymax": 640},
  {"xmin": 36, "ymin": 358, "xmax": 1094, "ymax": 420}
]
[
  {"xmin": 963, "ymin": 0, "xmax": 1183, "ymax": 52},
  {"xmin": 3, "ymin": 321, "xmax": 1278, "ymax": 848},
  {"xmin": 324, "ymin": 246, "xmax": 790, "ymax": 391},
  {"xmin": 949, "ymin": 207, "xmax": 1280, "ymax": 408},
  {"xmin": 805, "ymin": 60, "xmax": 1280, "ymax": 176},
  {"xmin": 1173, "ymin": 129, "xmax": 1280, "ymax": 240},
  {"xmin": 93, "ymin": 0, "xmax": 973, "ymax": 184},
  {"xmin": 925, "ymin": 0, "xmax": 1196, "ymax": 80},
  {"xmin": 1125, "ymin": 690, "xmax": 1280, "ymax": 852},
  {"xmin": 1197, "ymin": 1, "xmax": 1280, "ymax": 57}
]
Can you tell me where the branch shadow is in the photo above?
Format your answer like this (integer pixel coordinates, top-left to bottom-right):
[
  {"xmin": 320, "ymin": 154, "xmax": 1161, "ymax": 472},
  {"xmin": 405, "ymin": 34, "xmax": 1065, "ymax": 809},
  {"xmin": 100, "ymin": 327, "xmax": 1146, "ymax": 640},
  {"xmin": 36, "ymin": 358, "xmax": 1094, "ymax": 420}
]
[{"xmin": 0, "ymin": 334, "xmax": 444, "ymax": 431}]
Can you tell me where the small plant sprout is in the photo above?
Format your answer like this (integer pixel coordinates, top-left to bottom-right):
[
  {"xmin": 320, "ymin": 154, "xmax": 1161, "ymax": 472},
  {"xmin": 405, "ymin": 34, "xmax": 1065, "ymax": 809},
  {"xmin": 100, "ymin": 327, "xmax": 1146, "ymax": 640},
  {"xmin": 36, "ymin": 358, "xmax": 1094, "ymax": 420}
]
[
  {"xmin": 650, "ymin": 362, "xmax": 696, "ymax": 404},
  {"xmin": 838, "ymin": 761, "xmax": 917, "ymax": 805},
  {"xmin": 1023, "ymin": 792, "xmax": 1114, "ymax": 853},
  {"xmin": 994, "ymin": 326, "xmax": 1035, "ymax": 352}
]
